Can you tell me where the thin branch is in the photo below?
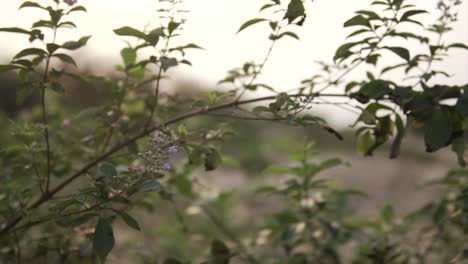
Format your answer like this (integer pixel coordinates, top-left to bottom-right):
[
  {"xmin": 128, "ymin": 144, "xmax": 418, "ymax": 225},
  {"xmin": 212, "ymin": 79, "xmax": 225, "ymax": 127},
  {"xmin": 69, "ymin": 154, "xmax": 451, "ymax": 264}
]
[
  {"xmin": 201, "ymin": 204, "xmax": 259, "ymax": 264},
  {"xmin": 0, "ymin": 92, "xmax": 348, "ymax": 237}
]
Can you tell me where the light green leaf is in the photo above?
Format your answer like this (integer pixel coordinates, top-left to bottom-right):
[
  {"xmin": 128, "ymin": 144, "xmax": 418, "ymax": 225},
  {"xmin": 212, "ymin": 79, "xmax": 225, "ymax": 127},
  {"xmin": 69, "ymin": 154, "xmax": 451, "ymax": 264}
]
[{"xmin": 121, "ymin": 47, "xmax": 137, "ymax": 66}]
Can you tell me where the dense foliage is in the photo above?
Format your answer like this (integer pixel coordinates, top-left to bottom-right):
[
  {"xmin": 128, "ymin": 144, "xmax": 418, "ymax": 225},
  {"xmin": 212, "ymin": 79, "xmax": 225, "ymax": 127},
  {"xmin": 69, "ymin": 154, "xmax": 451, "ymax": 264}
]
[{"xmin": 0, "ymin": 0, "xmax": 467, "ymax": 263}]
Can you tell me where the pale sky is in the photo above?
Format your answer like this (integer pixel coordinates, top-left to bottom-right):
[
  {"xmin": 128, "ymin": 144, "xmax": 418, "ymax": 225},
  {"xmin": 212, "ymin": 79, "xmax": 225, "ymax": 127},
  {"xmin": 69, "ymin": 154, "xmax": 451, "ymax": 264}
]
[{"xmin": 1, "ymin": 0, "xmax": 467, "ymax": 125}]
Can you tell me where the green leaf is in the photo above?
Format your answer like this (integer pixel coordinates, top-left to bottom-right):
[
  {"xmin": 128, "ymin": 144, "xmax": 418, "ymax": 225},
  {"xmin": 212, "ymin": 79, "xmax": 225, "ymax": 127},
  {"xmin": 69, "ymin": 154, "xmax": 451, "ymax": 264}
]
[
  {"xmin": 69, "ymin": 213, "xmax": 97, "ymax": 227},
  {"xmin": 93, "ymin": 218, "xmax": 115, "ymax": 262},
  {"xmin": 46, "ymin": 43, "xmax": 61, "ymax": 54},
  {"xmin": 113, "ymin": 210, "xmax": 140, "ymax": 231},
  {"xmin": 168, "ymin": 21, "xmax": 181, "ymax": 34},
  {"xmin": 67, "ymin": 6, "xmax": 87, "ymax": 14},
  {"xmin": 448, "ymin": 43, "xmax": 468, "ymax": 50},
  {"xmin": 0, "ymin": 27, "xmax": 30, "ymax": 35},
  {"xmin": 278, "ymin": 31, "xmax": 300, "ymax": 40},
  {"xmin": 334, "ymin": 42, "xmax": 359, "ymax": 61},
  {"xmin": 384, "ymin": 46, "xmax": 410, "ymax": 61},
  {"xmin": 357, "ymin": 130, "xmax": 374, "ymax": 156},
  {"xmin": 48, "ymin": 81, "xmax": 65, "ymax": 93},
  {"xmin": 390, "ymin": 115, "xmax": 405, "ymax": 159},
  {"xmin": 237, "ymin": 18, "xmax": 268, "ymax": 34},
  {"xmin": 381, "ymin": 205, "xmax": 394, "ymax": 223},
  {"xmin": 285, "ymin": 0, "xmax": 306, "ymax": 24},
  {"xmin": 400, "ymin": 10, "xmax": 428, "ymax": 22},
  {"xmin": 451, "ymin": 137, "xmax": 466, "ymax": 167},
  {"xmin": 204, "ymin": 148, "xmax": 222, "ymax": 171},
  {"xmin": 344, "ymin": 15, "xmax": 371, "ymax": 28},
  {"xmin": 211, "ymin": 239, "xmax": 230, "ymax": 256},
  {"xmin": 113, "ymin": 26, "xmax": 147, "ymax": 39},
  {"xmin": 160, "ymin": 57, "xmax": 178, "ymax": 72},
  {"xmin": 100, "ymin": 163, "xmax": 117, "ymax": 177},
  {"xmin": 424, "ymin": 108, "xmax": 453, "ymax": 152},
  {"xmin": 62, "ymin": 35, "xmax": 91, "ymax": 50},
  {"xmin": 19, "ymin": 1, "xmax": 45, "ymax": 10},
  {"xmin": 0, "ymin": 64, "xmax": 22, "ymax": 73},
  {"xmin": 14, "ymin": 48, "xmax": 46, "ymax": 59},
  {"xmin": 121, "ymin": 47, "xmax": 137, "ymax": 66},
  {"xmin": 163, "ymin": 258, "xmax": 183, "ymax": 264},
  {"xmin": 52, "ymin": 53, "xmax": 77, "ymax": 67}
]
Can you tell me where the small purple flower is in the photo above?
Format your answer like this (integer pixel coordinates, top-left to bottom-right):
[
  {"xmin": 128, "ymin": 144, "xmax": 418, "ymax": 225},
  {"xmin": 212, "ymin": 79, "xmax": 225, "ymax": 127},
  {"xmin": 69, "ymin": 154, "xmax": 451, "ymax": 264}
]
[
  {"xmin": 167, "ymin": 146, "xmax": 178, "ymax": 154},
  {"xmin": 153, "ymin": 131, "xmax": 165, "ymax": 143},
  {"xmin": 162, "ymin": 163, "xmax": 171, "ymax": 171},
  {"xmin": 64, "ymin": 0, "xmax": 77, "ymax": 6}
]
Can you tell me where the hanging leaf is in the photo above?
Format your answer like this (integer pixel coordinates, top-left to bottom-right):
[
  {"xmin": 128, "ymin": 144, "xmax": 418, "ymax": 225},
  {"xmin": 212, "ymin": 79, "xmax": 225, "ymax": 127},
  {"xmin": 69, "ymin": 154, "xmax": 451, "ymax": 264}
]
[
  {"xmin": 424, "ymin": 107, "xmax": 453, "ymax": 152},
  {"xmin": 93, "ymin": 218, "xmax": 115, "ymax": 262},
  {"xmin": 113, "ymin": 210, "xmax": 140, "ymax": 231},
  {"xmin": 285, "ymin": 0, "xmax": 306, "ymax": 24}
]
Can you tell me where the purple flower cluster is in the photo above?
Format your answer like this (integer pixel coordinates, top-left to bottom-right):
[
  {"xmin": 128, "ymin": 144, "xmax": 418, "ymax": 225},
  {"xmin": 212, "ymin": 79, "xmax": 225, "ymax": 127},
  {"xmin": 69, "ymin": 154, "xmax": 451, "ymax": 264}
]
[
  {"xmin": 64, "ymin": 0, "xmax": 78, "ymax": 6},
  {"xmin": 132, "ymin": 130, "xmax": 178, "ymax": 178}
]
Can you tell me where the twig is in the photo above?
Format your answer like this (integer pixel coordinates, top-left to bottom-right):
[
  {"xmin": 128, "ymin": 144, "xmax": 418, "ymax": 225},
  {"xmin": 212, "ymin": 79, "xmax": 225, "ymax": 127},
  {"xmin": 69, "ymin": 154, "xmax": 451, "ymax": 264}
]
[{"xmin": 0, "ymin": 92, "xmax": 348, "ymax": 237}]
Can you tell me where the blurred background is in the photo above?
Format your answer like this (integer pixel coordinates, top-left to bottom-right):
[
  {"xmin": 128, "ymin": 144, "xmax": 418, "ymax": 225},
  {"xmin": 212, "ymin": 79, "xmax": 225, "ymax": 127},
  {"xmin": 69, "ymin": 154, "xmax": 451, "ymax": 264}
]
[{"xmin": 0, "ymin": 0, "xmax": 467, "ymax": 262}]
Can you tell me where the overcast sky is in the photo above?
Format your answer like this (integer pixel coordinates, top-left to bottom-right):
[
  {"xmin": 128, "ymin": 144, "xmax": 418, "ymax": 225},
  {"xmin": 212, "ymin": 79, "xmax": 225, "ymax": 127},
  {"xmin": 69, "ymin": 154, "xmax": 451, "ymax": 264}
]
[{"xmin": 1, "ymin": 0, "xmax": 467, "ymax": 125}]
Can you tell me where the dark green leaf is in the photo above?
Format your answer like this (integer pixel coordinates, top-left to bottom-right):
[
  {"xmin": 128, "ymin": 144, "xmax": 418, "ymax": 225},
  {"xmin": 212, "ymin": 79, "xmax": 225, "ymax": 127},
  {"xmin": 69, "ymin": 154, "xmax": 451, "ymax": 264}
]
[
  {"xmin": 0, "ymin": 64, "xmax": 22, "ymax": 73},
  {"xmin": 48, "ymin": 81, "xmax": 65, "ymax": 93},
  {"xmin": 285, "ymin": 0, "xmax": 306, "ymax": 24},
  {"xmin": 0, "ymin": 27, "xmax": 30, "ymax": 35},
  {"xmin": 168, "ymin": 21, "xmax": 181, "ymax": 34},
  {"xmin": 46, "ymin": 43, "xmax": 61, "ymax": 54},
  {"xmin": 424, "ymin": 108, "xmax": 453, "ymax": 152},
  {"xmin": 100, "ymin": 163, "xmax": 117, "ymax": 177},
  {"xmin": 113, "ymin": 26, "xmax": 147, "ymax": 39},
  {"xmin": 14, "ymin": 48, "xmax": 46, "ymax": 59},
  {"xmin": 164, "ymin": 258, "xmax": 183, "ymax": 264},
  {"xmin": 237, "ymin": 18, "xmax": 268, "ymax": 33},
  {"xmin": 19, "ymin": 1, "xmax": 45, "ymax": 10},
  {"xmin": 53, "ymin": 53, "xmax": 77, "ymax": 67},
  {"xmin": 62, "ymin": 35, "xmax": 91, "ymax": 50},
  {"xmin": 93, "ymin": 218, "xmax": 115, "ymax": 262},
  {"xmin": 400, "ymin": 10, "xmax": 428, "ymax": 22},
  {"xmin": 384, "ymin": 46, "xmax": 410, "ymax": 61},
  {"xmin": 278, "ymin": 31, "xmax": 300, "ymax": 40},
  {"xmin": 113, "ymin": 210, "xmax": 140, "ymax": 231},
  {"xmin": 211, "ymin": 239, "xmax": 230, "ymax": 256},
  {"xmin": 344, "ymin": 15, "xmax": 371, "ymax": 28},
  {"xmin": 67, "ymin": 6, "xmax": 87, "ymax": 14},
  {"xmin": 452, "ymin": 137, "xmax": 466, "ymax": 167},
  {"xmin": 160, "ymin": 57, "xmax": 178, "ymax": 72},
  {"xmin": 448, "ymin": 43, "xmax": 468, "ymax": 50},
  {"xmin": 390, "ymin": 115, "xmax": 405, "ymax": 159}
]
